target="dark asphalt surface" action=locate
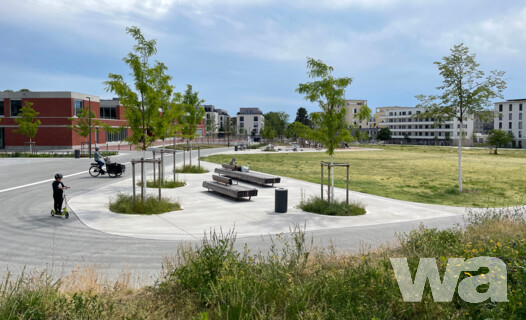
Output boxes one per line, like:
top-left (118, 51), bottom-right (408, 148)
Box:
top-left (0, 148), bottom-right (466, 284)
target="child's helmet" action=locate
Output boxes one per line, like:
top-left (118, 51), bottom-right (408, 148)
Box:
top-left (55, 173), bottom-right (63, 179)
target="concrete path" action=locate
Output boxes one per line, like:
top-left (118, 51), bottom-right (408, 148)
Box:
top-left (69, 158), bottom-right (466, 241)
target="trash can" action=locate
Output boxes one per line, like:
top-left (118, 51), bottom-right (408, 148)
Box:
top-left (235, 145), bottom-right (238, 151)
top-left (275, 188), bottom-right (288, 213)
top-left (74, 149), bottom-right (81, 159)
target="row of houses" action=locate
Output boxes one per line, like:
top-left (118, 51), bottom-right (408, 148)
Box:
top-left (0, 91), bottom-right (266, 150)
top-left (339, 99), bottom-right (525, 149)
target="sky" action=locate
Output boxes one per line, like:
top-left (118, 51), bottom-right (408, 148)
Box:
top-left (1, 0), bottom-right (525, 118)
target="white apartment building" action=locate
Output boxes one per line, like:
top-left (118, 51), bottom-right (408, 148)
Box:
top-left (203, 105), bottom-right (230, 133)
top-left (494, 99), bottom-right (525, 148)
top-left (338, 99), bottom-right (377, 129)
top-left (236, 107), bottom-right (264, 135)
top-left (378, 106), bottom-right (475, 145)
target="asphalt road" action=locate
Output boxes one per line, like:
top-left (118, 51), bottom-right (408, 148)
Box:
top-left (0, 147), bottom-right (466, 285)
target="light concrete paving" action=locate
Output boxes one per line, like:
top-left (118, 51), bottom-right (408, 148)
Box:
top-left (68, 154), bottom-right (466, 241)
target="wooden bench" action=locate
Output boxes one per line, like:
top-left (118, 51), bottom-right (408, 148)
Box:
top-left (214, 168), bottom-right (281, 186)
top-left (203, 175), bottom-right (257, 200)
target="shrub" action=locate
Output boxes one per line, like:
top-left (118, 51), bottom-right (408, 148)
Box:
top-left (109, 193), bottom-right (181, 215)
top-left (137, 179), bottom-right (186, 189)
top-left (175, 165), bottom-right (208, 174)
top-left (299, 196), bottom-right (366, 216)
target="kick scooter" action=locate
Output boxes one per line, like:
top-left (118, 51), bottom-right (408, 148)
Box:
top-left (51, 187), bottom-right (70, 219)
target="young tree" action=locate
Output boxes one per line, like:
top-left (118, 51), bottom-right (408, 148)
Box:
top-left (105, 26), bottom-right (179, 151)
top-left (295, 107), bottom-right (311, 127)
top-left (177, 85), bottom-right (206, 145)
top-left (14, 101), bottom-right (41, 153)
top-left (264, 111), bottom-right (289, 141)
top-left (205, 116), bottom-right (217, 145)
top-left (376, 127), bottom-right (392, 141)
top-left (296, 57), bottom-right (353, 200)
top-left (416, 43), bottom-right (506, 192)
top-left (261, 125), bottom-right (276, 142)
top-left (68, 108), bottom-right (101, 151)
top-left (487, 129), bottom-right (513, 154)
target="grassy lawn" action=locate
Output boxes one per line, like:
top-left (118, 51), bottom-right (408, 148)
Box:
top-left (203, 145), bottom-right (526, 207)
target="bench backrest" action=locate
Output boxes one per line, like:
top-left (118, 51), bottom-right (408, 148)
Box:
top-left (213, 175), bottom-right (232, 185)
top-left (222, 163), bottom-right (236, 170)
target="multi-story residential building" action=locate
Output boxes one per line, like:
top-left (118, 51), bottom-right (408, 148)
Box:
top-left (216, 109), bottom-right (230, 131)
top-left (0, 91), bottom-right (129, 150)
top-left (378, 106), bottom-right (475, 145)
top-left (494, 99), bottom-right (525, 148)
top-left (338, 99), bottom-right (377, 129)
top-left (236, 107), bottom-right (264, 136)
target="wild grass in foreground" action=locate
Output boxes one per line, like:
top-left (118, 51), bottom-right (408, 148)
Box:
top-left (175, 165), bottom-right (208, 174)
top-left (203, 145), bottom-right (526, 207)
top-left (300, 195), bottom-right (366, 216)
top-left (109, 193), bottom-right (181, 215)
top-left (1, 207), bottom-right (525, 319)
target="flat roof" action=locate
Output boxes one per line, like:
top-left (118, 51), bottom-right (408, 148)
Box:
top-left (0, 91), bottom-right (100, 102)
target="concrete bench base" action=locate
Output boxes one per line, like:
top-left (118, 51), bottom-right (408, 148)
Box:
top-left (202, 181), bottom-right (258, 200)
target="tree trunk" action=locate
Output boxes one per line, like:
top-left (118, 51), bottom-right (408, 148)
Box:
top-left (458, 126), bottom-right (463, 193)
top-left (330, 153), bottom-right (334, 203)
top-left (29, 138), bottom-right (32, 154)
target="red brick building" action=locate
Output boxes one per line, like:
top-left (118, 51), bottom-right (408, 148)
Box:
top-left (0, 91), bottom-right (129, 150)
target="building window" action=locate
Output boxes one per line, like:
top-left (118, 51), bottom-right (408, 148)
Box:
top-left (519, 131), bottom-right (522, 138)
top-left (239, 123), bottom-right (244, 128)
top-left (520, 104), bottom-right (523, 111)
top-left (253, 116), bottom-right (258, 121)
top-left (509, 113), bottom-right (513, 120)
top-left (239, 116), bottom-right (244, 121)
top-left (254, 123), bottom-right (258, 127)
top-left (0, 101), bottom-right (4, 116)
top-left (509, 104), bottom-right (513, 111)
top-left (499, 122), bottom-right (502, 129)
top-left (520, 113), bottom-right (523, 120)
top-left (509, 122), bottom-right (512, 129)
top-left (499, 104), bottom-right (503, 112)
top-left (499, 115), bottom-right (502, 120)
top-left (519, 122), bottom-right (523, 130)
top-left (101, 107), bottom-right (117, 119)
top-left (106, 127), bottom-right (128, 142)
top-left (74, 100), bottom-right (84, 116)
top-left (10, 100), bottom-right (22, 117)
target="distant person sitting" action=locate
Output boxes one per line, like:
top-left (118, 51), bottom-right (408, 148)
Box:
top-left (94, 147), bottom-right (105, 175)
top-left (229, 157), bottom-right (236, 166)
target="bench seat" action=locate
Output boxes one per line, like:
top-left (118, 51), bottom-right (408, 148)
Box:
top-left (203, 181), bottom-right (258, 200)
top-left (214, 168), bottom-right (281, 186)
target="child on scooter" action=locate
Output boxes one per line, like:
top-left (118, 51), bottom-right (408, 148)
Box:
top-left (52, 173), bottom-right (69, 215)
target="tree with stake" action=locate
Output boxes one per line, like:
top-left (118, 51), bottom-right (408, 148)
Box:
top-left (416, 43), bottom-right (506, 192)
top-left (14, 101), bottom-right (41, 153)
top-left (296, 57), bottom-right (353, 201)
top-left (177, 85), bottom-right (205, 164)
top-left (105, 26), bottom-right (179, 152)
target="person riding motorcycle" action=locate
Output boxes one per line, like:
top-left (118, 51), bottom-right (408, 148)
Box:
top-left (94, 147), bottom-right (105, 175)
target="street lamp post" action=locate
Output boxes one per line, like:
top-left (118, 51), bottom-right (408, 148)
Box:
top-left (87, 96), bottom-right (92, 159)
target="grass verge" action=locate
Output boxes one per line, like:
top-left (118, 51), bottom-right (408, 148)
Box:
top-left (109, 193), bottom-right (181, 214)
top-left (1, 207), bottom-right (525, 318)
top-left (203, 145), bottom-right (526, 207)
top-left (175, 165), bottom-right (208, 174)
top-left (137, 179), bottom-right (186, 188)
top-left (300, 195), bottom-right (366, 216)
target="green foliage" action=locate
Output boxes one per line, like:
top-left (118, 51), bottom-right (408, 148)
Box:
top-left (294, 107), bottom-right (311, 127)
top-left (175, 165), bottom-right (208, 174)
top-left (14, 101), bottom-right (41, 140)
top-left (137, 179), bottom-right (186, 188)
top-left (416, 43), bottom-right (507, 192)
top-left (300, 196), bottom-right (366, 216)
top-left (296, 57), bottom-right (353, 158)
top-left (261, 125), bottom-right (276, 141)
top-left (68, 108), bottom-right (100, 139)
top-left (109, 193), bottom-right (181, 214)
top-left (376, 127), bottom-right (392, 141)
top-left (487, 129), bottom-right (513, 153)
top-left (105, 26), bottom-right (181, 151)
top-left (263, 111), bottom-right (289, 140)
top-left (177, 85), bottom-right (206, 142)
